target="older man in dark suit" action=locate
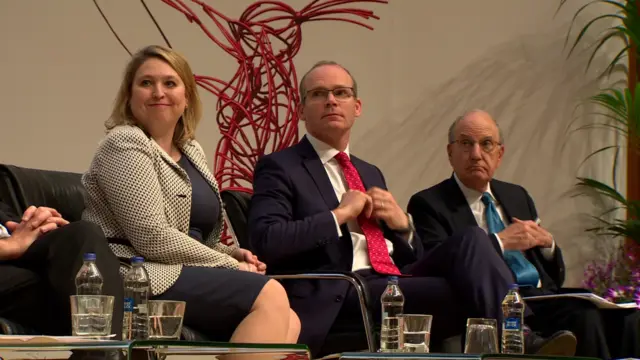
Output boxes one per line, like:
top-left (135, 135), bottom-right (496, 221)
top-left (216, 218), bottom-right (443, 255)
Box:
top-left (407, 109), bottom-right (640, 359)
top-left (0, 201), bottom-right (123, 336)
top-left (248, 62), bottom-right (576, 357)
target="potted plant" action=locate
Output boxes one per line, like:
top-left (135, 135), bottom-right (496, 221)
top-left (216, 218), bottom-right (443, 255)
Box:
top-left (559, 0), bottom-right (640, 306)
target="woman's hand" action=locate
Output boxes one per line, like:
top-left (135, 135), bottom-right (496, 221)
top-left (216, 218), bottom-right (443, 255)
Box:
top-left (238, 261), bottom-right (258, 273)
top-left (233, 248), bottom-right (267, 274)
top-left (232, 248), bottom-right (256, 262)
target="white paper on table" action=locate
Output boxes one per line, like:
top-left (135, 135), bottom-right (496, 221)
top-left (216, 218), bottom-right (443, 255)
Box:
top-left (523, 293), bottom-right (637, 309)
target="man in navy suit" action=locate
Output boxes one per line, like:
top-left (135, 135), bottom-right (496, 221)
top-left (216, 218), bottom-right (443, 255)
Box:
top-left (248, 62), bottom-right (575, 356)
top-left (407, 109), bottom-right (640, 359)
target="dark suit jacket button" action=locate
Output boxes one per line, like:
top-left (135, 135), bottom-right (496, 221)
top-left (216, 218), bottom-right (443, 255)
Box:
top-left (335, 295), bottom-right (343, 302)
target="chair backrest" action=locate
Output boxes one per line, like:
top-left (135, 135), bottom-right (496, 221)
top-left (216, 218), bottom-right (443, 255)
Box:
top-left (0, 164), bottom-right (86, 222)
top-left (220, 190), bottom-right (253, 251)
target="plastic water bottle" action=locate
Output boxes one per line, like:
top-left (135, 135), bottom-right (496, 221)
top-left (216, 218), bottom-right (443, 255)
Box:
top-left (75, 253), bottom-right (103, 295)
top-left (122, 257), bottom-right (150, 340)
top-left (380, 276), bottom-right (404, 352)
top-left (501, 284), bottom-right (525, 354)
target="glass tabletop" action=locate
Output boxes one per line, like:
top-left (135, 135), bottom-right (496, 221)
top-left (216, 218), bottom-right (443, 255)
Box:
top-left (0, 336), bottom-right (129, 348)
top-left (0, 336), bottom-right (128, 360)
top-left (129, 340), bottom-right (311, 360)
top-left (338, 353), bottom-right (600, 360)
top-left (339, 353), bottom-right (481, 360)
top-left (0, 337), bottom-right (310, 360)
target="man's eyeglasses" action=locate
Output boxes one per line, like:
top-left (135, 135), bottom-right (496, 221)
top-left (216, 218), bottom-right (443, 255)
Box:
top-left (304, 87), bottom-right (355, 103)
top-left (451, 139), bottom-right (502, 153)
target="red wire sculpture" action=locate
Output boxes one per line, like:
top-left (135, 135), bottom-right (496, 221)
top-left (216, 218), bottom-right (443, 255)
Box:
top-left (95, 0), bottom-right (387, 244)
top-left (159, 0), bottom-right (387, 194)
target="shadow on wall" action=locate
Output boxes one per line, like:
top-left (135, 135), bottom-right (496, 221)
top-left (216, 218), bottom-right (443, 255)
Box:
top-left (355, 23), bottom-right (616, 286)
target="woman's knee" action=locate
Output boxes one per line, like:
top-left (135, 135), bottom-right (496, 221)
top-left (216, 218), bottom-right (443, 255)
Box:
top-left (288, 308), bottom-right (301, 340)
top-left (252, 278), bottom-right (291, 312)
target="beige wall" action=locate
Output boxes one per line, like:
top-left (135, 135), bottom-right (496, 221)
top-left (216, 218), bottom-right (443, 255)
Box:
top-left (0, 0), bottom-right (621, 285)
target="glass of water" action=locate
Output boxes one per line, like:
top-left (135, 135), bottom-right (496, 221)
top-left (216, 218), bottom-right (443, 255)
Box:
top-left (464, 318), bottom-right (499, 354)
top-left (148, 300), bottom-right (186, 339)
top-left (70, 295), bottom-right (114, 337)
top-left (400, 314), bottom-right (432, 353)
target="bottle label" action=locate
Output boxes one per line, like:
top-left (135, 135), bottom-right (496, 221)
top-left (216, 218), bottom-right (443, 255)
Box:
top-left (124, 297), bottom-right (134, 312)
top-left (138, 303), bottom-right (148, 314)
top-left (504, 317), bottom-right (521, 331)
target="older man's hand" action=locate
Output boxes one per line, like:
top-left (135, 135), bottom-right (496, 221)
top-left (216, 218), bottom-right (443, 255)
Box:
top-left (498, 218), bottom-right (552, 251)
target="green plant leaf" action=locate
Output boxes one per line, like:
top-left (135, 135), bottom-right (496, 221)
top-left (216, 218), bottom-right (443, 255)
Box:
top-left (576, 177), bottom-right (627, 203)
top-left (567, 14), bottom-right (626, 59)
top-left (563, 0), bottom-right (639, 74)
top-left (577, 145), bottom-right (621, 170)
top-left (561, 0), bottom-right (640, 246)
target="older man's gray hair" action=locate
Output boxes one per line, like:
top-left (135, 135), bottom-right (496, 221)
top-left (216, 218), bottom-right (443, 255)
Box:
top-left (448, 110), bottom-right (505, 145)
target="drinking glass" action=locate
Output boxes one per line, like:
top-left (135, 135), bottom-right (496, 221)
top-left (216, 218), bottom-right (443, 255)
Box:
top-left (148, 300), bottom-right (186, 339)
top-left (70, 295), bottom-right (114, 337)
top-left (401, 314), bottom-right (432, 353)
top-left (464, 318), bottom-right (499, 354)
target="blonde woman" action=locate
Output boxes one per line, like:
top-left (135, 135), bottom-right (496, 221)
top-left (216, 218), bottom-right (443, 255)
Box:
top-left (82, 45), bottom-right (299, 343)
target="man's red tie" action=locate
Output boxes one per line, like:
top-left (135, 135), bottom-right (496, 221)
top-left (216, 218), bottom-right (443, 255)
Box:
top-left (334, 152), bottom-right (401, 275)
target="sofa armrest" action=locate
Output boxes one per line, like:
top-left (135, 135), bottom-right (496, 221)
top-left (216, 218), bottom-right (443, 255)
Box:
top-left (270, 271), bottom-right (376, 352)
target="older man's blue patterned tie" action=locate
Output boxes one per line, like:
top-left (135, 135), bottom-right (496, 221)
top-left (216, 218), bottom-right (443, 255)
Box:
top-left (481, 192), bottom-right (539, 287)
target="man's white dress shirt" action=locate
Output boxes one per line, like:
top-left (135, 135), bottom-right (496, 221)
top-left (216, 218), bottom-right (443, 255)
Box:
top-left (307, 134), bottom-right (410, 272)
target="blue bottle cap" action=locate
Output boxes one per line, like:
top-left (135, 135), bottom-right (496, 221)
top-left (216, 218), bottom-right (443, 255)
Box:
top-left (509, 284), bottom-right (519, 289)
top-left (388, 276), bottom-right (398, 282)
top-left (131, 256), bottom-right (145, 264)
top-left (83, 253), bottom-right (96, 261)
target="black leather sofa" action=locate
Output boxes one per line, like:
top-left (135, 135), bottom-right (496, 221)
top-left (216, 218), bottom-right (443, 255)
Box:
top-left (0, 163), bottom-right (461, 354)
top-left (0, 164), bottom-right (372, 352)
top-left (0, 164), bottom-right (86, 334)
top-left (0, 164), bottom-right (206, 340)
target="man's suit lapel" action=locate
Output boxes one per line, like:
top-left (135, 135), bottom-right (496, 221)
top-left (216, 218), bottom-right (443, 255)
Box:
top-left (490, 180), bottom-right (522, 223)
top-left (444, 176), bottom-right (478, 229)
top-left (297, 136), bottom-right (340, 210)
top-left (490, 180), bottom-right (539, 263)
